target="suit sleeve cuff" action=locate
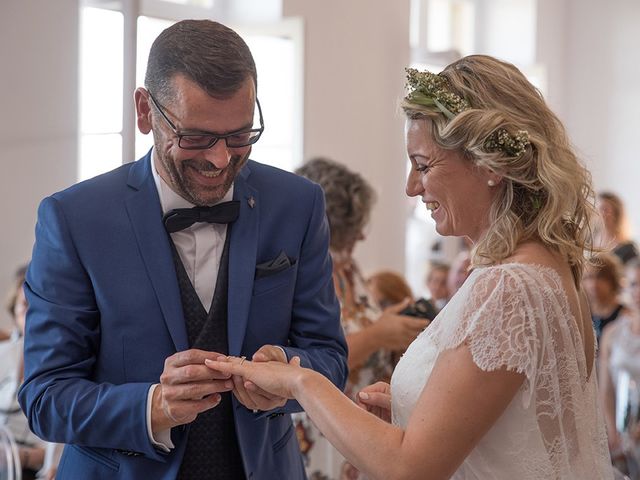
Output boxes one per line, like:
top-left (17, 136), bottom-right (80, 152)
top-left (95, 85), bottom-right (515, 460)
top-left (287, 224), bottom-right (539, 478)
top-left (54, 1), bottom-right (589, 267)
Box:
top-left (147, 384), bottom-right (174, 452)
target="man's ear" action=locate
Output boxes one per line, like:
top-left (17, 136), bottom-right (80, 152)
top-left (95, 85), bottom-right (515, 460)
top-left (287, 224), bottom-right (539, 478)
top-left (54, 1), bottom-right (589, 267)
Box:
top-left (134, 88), bottom-right (152, 134)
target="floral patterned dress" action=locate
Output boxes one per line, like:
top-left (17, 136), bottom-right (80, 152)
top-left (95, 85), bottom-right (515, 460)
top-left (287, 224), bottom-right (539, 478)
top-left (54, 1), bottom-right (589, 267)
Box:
top-left (294, 253), bottom-right (394, 480)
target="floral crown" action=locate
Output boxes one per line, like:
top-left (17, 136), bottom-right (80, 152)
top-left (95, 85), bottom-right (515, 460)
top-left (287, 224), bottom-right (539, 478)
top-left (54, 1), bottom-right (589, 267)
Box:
top-left (405, 68), bottom-right (531, 158)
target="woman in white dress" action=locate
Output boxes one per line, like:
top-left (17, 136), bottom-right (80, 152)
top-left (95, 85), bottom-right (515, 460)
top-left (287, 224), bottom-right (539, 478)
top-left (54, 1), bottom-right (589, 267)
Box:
top-left (206, 55), bottom-right (614, 479)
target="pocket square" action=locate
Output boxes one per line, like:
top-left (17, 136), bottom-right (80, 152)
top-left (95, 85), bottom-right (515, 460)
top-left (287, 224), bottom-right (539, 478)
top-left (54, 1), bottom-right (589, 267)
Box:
top-left (255, 251), bottom-right (296, 279)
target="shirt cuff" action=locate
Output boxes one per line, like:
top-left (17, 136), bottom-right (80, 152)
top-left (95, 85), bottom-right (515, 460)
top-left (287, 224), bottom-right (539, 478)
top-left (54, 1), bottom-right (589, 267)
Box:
top-left (147, 384), bottom-right (174, 452)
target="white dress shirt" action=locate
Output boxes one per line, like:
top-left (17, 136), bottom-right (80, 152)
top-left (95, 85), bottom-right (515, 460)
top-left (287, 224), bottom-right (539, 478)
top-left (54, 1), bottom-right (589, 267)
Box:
top-left (152, 163), bottom-right (233, 311)
top-left (146, 160), bottom-right (233, 451)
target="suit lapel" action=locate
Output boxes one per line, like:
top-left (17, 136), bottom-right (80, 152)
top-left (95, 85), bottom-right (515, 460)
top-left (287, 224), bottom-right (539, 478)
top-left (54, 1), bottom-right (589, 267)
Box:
top-left (228, 165), bottom-right (259, 355)
top-left (125, 153), bottom-right (189, 352)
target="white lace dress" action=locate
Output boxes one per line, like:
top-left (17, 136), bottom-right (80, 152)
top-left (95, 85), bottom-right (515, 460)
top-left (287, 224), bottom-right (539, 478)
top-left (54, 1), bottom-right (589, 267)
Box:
top-left (391, 263), bottom-right (613, 479)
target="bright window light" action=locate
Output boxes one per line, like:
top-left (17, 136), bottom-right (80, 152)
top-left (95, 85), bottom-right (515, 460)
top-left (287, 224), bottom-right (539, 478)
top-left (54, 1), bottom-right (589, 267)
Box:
top-left (79, 134), bottom-right (123, 181)
top-left (78, 7), bottom-right (124, 180)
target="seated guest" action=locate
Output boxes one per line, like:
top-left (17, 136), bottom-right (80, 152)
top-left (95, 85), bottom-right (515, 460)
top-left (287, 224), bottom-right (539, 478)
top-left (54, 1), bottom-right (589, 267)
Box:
top-left (425, 262), bottom-right (450, 313)
top-left (0, 266), bottom-right (52, 480)
top-left (598, 258), bottom-right (640, 475)
top-left (595, 191), bottom-right (639, 265)
top-left (583, 252), bottom-right (627, 342)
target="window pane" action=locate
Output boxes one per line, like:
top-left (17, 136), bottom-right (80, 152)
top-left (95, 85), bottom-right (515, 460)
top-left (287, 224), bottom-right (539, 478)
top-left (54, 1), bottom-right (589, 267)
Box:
top-left (135, 16), bottom-right (174, 160)
top-left (161, 0), bottom-right (214, 6)
top-left (79, 134), bottom-right (123, 181)
top-left (249, 146), bottom-right (294, 173)
top-left (244, 35), bottom-right (297, 171)
top-left (79, 7), bottom-right (123, 134)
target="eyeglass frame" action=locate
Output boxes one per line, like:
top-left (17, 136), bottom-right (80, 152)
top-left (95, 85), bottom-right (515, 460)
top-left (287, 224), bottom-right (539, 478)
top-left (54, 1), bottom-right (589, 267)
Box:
top-left (146, 89), bottom-right (264, 150)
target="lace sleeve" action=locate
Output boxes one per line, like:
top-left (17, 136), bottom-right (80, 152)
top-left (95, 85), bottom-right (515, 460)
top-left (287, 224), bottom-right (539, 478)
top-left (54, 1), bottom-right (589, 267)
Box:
top-left (430, 266), bottom-right (548, 407)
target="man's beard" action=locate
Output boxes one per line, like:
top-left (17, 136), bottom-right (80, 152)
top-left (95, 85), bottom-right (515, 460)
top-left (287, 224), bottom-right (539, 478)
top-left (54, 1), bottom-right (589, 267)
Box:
top-left (157, 147), bottom-right (250, 206)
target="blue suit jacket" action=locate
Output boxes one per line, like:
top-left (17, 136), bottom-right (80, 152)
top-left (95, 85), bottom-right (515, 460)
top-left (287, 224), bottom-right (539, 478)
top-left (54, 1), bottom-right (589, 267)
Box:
top-left (19, 153), bottom-right (348, 479)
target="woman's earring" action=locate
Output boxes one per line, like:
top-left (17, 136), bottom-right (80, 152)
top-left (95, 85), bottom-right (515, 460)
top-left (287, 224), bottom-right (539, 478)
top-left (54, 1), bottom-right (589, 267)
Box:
top-left (487, 179), bottom-right (496, 187)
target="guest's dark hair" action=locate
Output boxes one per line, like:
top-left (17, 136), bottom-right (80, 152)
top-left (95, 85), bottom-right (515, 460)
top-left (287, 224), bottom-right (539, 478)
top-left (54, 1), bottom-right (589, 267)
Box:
top-left (295, 158), bottom-right (376, 252)
top-left (145, 19), bottom-right (257, 103)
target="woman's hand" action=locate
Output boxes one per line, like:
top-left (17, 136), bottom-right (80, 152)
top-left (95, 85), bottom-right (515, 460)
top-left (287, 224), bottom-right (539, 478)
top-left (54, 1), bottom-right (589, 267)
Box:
top-left (205, 355), bottom-right (309, 400)
top-left (230, 345), bottom-right (289, 412)
top-left (356, 381), bottom-right (392, 423)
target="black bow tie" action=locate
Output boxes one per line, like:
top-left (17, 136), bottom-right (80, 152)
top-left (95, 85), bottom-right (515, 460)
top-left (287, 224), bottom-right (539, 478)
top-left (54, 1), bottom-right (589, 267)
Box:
top-left (163, 201), bottom-right (240, 233)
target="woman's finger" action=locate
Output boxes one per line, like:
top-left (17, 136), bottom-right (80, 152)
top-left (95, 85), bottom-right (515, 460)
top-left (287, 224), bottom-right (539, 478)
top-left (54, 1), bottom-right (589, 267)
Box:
top-left (205, 358), bottom-right (247, 376)
top-left (358, 391), bottom-right (391, 408)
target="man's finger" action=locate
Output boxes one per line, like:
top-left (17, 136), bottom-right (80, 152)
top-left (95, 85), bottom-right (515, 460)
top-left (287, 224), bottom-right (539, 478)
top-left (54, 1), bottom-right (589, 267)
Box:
top-left (166, 349), bottom-right (227, 368)
top-left (244, 381), bottom-right (279, 400)
top-left (231, 374), bottom-right (258, 410)
top-left (253, 345), bottom-right (286, 363)
top-left (164, 379), bottom-right (233, 401)
top-left (205, 358), bottom-right (246, 376)
top-left (161, 364), bottom-right (231, 386)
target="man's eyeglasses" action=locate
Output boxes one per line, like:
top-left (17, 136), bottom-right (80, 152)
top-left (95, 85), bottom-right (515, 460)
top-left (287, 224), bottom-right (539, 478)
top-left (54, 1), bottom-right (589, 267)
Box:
top-left (147, 90), bottom-right (264, 150)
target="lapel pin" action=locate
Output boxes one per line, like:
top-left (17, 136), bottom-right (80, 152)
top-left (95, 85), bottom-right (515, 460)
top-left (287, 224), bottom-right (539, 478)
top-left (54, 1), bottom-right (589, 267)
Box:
top-left (248, 196), bottom-right (256, 209)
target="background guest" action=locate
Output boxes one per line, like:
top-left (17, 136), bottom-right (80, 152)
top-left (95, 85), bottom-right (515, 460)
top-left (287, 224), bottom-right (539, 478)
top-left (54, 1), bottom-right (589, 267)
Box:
top-left (446, 249), bottom-right (471, 300)
top-left (0, 266), bottom-right (55, 480)
top-left (367, 270), bottom-right (414, 310)
top-left (294, 157), bottom-right (427, 480)
top-left (424, 262), bottom-right (450, 313)
top-left (598, 258), bottom-right (640, 476)
top-left (596, 191), bottom-right (639, 265)
top-left (583, 252), bottom-right (628, 342)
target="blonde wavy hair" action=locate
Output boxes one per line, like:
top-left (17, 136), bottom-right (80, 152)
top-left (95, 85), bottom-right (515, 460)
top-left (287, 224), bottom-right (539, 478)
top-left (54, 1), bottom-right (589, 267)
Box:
top-left (402, 55), bottom-right (596, 285)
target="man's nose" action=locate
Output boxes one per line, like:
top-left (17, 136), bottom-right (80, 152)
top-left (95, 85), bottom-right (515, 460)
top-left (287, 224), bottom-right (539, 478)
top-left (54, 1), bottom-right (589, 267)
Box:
top-left (201, 139), bottom-right (231, 169)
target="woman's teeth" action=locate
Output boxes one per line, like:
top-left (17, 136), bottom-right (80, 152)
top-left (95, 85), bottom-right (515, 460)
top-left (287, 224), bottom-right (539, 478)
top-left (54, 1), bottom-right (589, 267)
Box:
top-left (426, 201), bottom-right (440, 211)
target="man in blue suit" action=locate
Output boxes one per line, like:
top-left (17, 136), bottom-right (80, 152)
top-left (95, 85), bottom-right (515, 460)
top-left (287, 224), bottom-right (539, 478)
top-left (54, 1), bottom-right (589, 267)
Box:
top-left (19, 19), bottom-right (347, 480)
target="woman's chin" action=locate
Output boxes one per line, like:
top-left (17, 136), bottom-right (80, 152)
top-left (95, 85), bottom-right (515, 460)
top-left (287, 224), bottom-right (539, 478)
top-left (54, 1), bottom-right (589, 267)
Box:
top-left (434, 223), bottom-right (452, 237)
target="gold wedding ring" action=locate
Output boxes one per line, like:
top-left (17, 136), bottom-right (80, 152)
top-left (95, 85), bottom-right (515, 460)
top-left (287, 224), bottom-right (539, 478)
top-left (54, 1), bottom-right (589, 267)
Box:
top-left (239, 356), bottom-right (247, 365)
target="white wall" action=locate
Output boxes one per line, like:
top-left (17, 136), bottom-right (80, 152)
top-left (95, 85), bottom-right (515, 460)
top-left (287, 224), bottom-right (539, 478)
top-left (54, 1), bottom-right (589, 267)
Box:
top-left (0, 1), bottom-right (79, 330)
top-left (283, 0), bottom-right (412, 276)
top-left (562, 0), bottom-right (640, 237)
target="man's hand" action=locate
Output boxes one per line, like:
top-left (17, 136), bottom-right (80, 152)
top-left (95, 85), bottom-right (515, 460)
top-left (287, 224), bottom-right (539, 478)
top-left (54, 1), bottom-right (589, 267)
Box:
top-left (230, 345), bottom-right (288, 412)
top-left (151, 349), bottom-right (234, 433)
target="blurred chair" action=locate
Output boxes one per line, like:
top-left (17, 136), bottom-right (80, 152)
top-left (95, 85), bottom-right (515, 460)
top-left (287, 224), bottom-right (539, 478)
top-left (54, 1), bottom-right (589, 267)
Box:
top-left (0, 424), bottom-right (21, 480)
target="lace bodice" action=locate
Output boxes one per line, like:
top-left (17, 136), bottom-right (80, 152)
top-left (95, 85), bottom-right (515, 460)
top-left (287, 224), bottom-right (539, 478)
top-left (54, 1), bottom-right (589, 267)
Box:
top-left (391, 263), bottom-right (613, 479)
